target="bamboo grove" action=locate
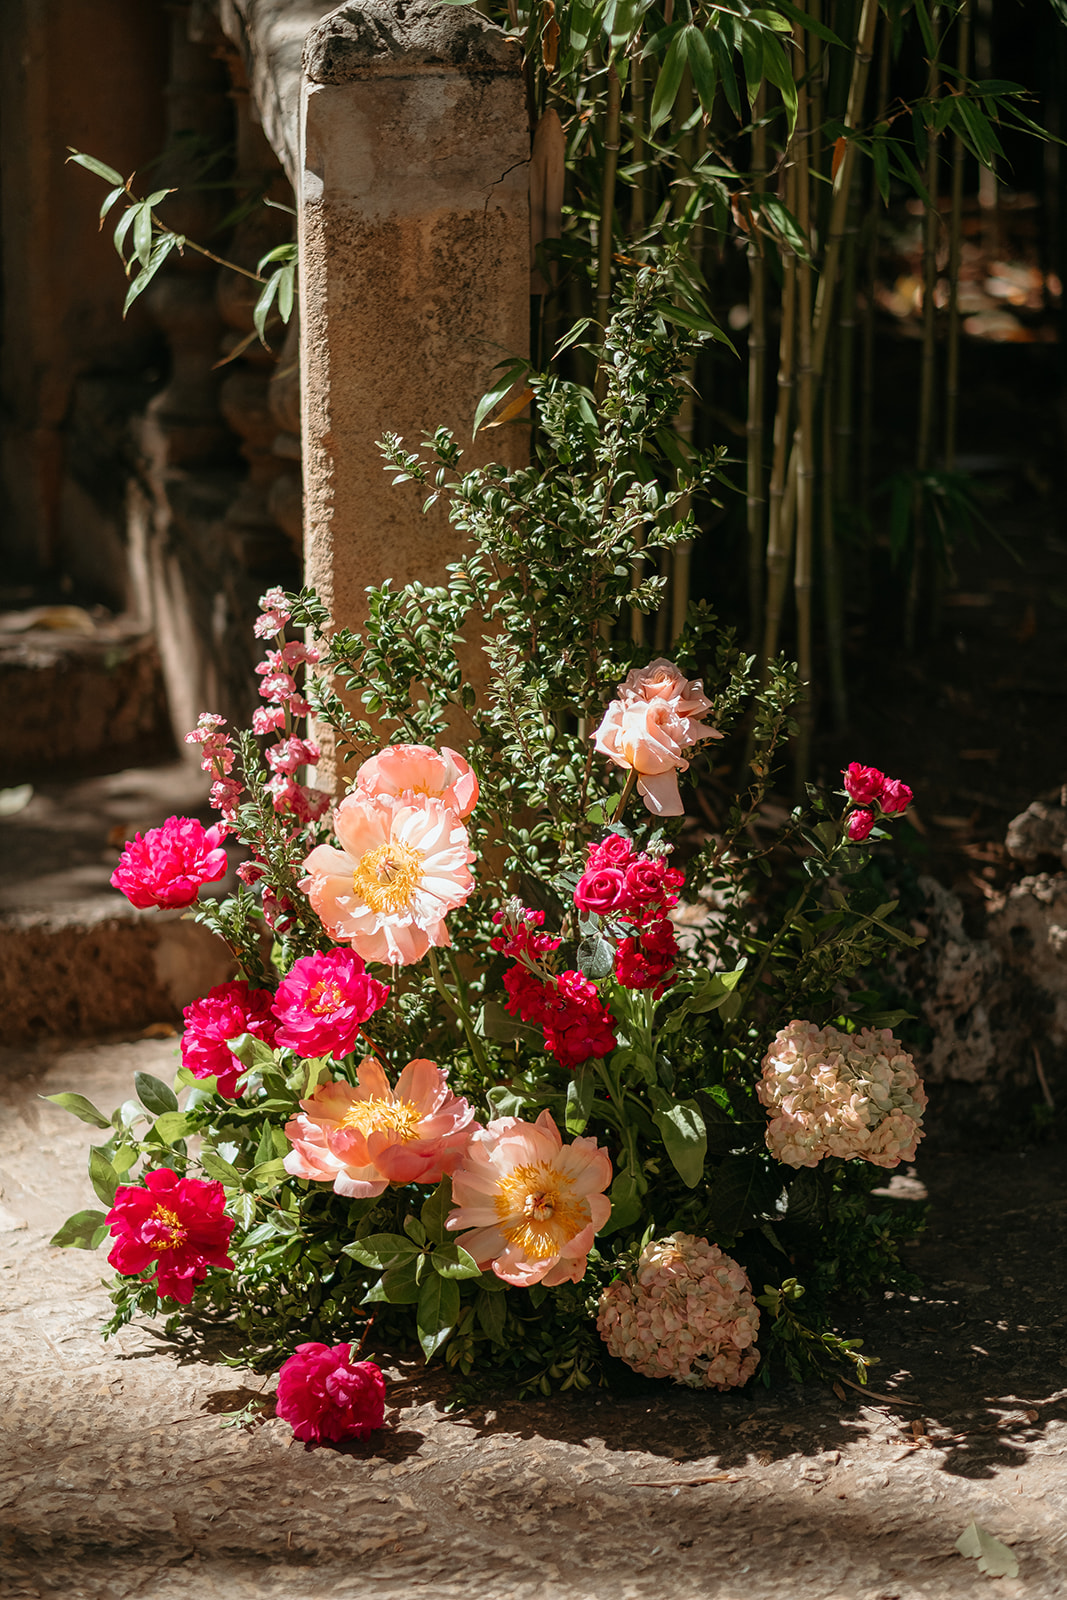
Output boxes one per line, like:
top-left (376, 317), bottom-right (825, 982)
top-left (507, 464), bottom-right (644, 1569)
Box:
top-left (482, 0), bottom-right (1048, 770)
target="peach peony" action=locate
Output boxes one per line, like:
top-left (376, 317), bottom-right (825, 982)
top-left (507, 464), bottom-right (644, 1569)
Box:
top-left (299, 791), bottom-right (474, 965)
top-left (446, 1109), bottom-right (612, 1288)
top-left (283, 1056), bottom-right (479, 1198)
top-left (593, 658), bottom-right (722, 817)
top-left (354, 743), bottom-right (479, 820)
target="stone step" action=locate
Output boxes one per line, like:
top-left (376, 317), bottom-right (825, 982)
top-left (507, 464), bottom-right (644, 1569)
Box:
top-left (0, 762), bottom-right (236, 1044)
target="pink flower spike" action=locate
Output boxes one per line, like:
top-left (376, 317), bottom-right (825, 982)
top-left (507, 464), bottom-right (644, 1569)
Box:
top-left (275, 1344), bottom-right (385, 1445)
top-left (272, 948), bottom-right (389, 1058)
top-left (110, 816), bottom-right (228, 910)
top-left (254, 587), bottom-right (292, 639)
top-left (446, 1109), bottom-right (612, 1288)
top-left (253, 707), bottom-right (286, 736)
top-left (846, 809), bottom-right (875, 842)
top-left (842, 763), bottom-right (885, 805)
top-left (878, 777), bottom-right (913, 815)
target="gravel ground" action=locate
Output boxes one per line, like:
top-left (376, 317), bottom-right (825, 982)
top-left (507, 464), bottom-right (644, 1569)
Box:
top-left (2, 1037), bottom-right (1065, 1600)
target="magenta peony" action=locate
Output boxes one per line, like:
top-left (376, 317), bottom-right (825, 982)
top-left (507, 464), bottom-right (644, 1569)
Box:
top-left (182, 980), bottom-right (279, 1097)
top-left (110, 816), bottom-right (227, 910)
top-left (758, 1019), bottom-right (927, 1169)
top-left (271, 948), bottom-right (389, 1058)
top-left (105, 1168), bottom-right (235, 1304)
top-left (275, 1343), bottom-right (386, 1444)
top-left (597, 1233), bottom-right (760, 1390)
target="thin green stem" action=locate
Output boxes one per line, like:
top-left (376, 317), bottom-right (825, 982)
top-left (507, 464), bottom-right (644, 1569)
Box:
top-left (613, 767), bottom-right (638, 823)
top-left (427, 949), bottom-right (489, 1074)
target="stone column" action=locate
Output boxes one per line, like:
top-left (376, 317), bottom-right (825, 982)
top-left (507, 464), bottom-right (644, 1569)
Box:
top-left (297, 0), bottom-right (529, 779)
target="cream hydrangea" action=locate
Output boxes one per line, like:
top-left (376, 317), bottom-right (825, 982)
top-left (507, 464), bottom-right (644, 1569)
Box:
top-left (597, 1233), bottom-right (760, 1390)
top-left (758, 1019), bottom-right (927, 1169)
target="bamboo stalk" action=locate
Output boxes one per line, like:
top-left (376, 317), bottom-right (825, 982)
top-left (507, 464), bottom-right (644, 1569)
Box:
top-left (746, 88), bottom-right (768, 651)
top-left (906, 5), bottom-right (942, 651)
top-left (820, 364), bottom-right (847, 731)
top-left (760, 158), bottom-right (799, 675)
top-left (859, 18), bottom-right (890, 514)
top-left (792, 12), bottom-right (816, 788)
top-left (630, 48), bottom-right (646, 236)
top-left (670, 71), bottom-right (698, 645)
top-left (594, 59), bottom-right (623, 403)
top-left (944, 0), bottom-right (971, 472)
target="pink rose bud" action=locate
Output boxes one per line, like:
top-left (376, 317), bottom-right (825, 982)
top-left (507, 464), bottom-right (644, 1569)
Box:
top-left (574, 867), bottom-right (627, 915)
top-left (878, 777), bottom-right (913, 815)
top-left (846, 809), bottom-right (875, 842)
top-left (842, 763), bottom-right (885, 805)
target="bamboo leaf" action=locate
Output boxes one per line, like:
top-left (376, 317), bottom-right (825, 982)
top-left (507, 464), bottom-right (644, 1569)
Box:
top-left (277, 263), bottom-right (295, 322)
top-left (123, 234), bottom-right (181, 316)
top-left (649, 30), bottom-right (688, 134)
top-left (132, 201), bottom-right (154, 269)
top-left (760, 34), bottom-right (797, 136)
top-left (755, 195), bottom-right (812, 261)
top-left (253, 270), bottom-right (282, 344)
top-left (99, 185), bottom-right (126, 223)
top-left (768, 0), bottom-right (844, 45)
top-left (473, 359), bottom-right (531, 434)
top-left (708, 27), bottom-right (740, 120)
top-left (67, 149), bottom-right (124, 185)
top-left (687, 25), bottom-right (720, 118)
top-left (113, 204), bottom-right (138, 260)
top-left (484, 385), bottom-right (534, 428)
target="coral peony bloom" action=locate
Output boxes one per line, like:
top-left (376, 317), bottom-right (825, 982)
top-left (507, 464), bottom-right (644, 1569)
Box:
top-left (758, 1019), bottom-right (927, 1169)
top-left (283, 1057), bottom-right (479, 1198)
top-left (594, 658), bottom-right (722, 817)
top-left (111, 816), bottom-right (227, 910)
top-left (299, 792), bottom-right (474, 966)
top-left (272, 948), bottom-right (389, 1059)
top-left (846, 808), bottom-right (875, 843)
top-left (106, 1168), bottom-right (235, 1304)
top-left (275, 1343), bottom-right (386, 1445)
top-left (598, 1233), bottom-right (760, 1390)
top-left (446, 1109), bottom-right (612, 1288)
top-left (182, 980), bottom-right (279, 1098)
top-left (354, 743), bottom-right (479, 820)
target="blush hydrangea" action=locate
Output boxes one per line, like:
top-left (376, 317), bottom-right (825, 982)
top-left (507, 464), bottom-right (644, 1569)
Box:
top-left (105, 1168), bottom-right (235, 1304)
top-left (271, 948), bottom-right (390, 1059)
top-left (597, 1233), bottom-right (760, 1389)
top-left (274, 1343), bottom-right (386, 1444)
top-left (758, 1019), bottom-right (927, 1169)
top-left (111, 816), bottom-right (228, 909)
top-left (181, 980), bottom-right (279, 1098)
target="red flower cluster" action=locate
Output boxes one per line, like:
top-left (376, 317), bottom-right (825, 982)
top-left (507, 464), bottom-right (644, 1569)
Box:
top-left (576, 835), bottom-right (683, 997)
top-left (493, 908), bottom-right (616, 1072)
top-left (182, 980), bottom-right (278, 1098)
top-left (842, 764), bottom-right (913, 842)
top-left (106, 1168), bottom-right (235, 1304)
top-left (274, 1342), bottom-right (386, 1444)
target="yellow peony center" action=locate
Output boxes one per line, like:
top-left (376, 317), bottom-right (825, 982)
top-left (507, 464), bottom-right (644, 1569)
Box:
top-left (494, 1162), bottom-right (588, 1261)
top-left (151, 1204), bottom-right (187, 1250)
top-left (308, 979), bottom-right (345, 1015)
top-left (351, 839), bottom-right (423, 915)
top-left (339, 1096), bottom-right (423, 1142)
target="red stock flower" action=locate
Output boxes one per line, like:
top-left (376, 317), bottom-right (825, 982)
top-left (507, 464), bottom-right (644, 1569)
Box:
top-left (274, 1343), bottom-right (386, 1445)
top-left (106, 1168), bottom-right (235, 1304)
top-left (110, 816), bottom-right (227, 910)
top-left (182, 980), bottom-right (279, 1098)
top-left (271, 948), bottom-right (389, 1059)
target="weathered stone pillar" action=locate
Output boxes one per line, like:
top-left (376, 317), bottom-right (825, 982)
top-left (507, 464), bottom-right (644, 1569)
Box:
top-left (297, 0), bottom-right (529, 776)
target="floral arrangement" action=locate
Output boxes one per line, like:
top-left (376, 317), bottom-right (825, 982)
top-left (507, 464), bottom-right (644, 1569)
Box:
top-left (49, 279), bottom-right (927, 1427)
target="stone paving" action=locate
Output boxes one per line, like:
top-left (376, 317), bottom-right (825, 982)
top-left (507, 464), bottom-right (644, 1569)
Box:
top-left (2, 1037), bottom-right (1065, 1599)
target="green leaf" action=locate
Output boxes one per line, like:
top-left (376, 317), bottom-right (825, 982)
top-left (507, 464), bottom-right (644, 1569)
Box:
top-left (707, 1152), bottom-right (773, 1235)
top-left (756, 196), bottom-right (811, 261)
top-left (420, 1176), bottom-right (454, 1244)
top-left (253, 269), bottom-right (283, 344)
top-left (760, 33), bottom-right (797, 135)
top-left (343, 1232), bottom-right (420, 1271)
top-left (277, 262), bottom-right (295, 322)
top-left (486, 1084), bottom-right (532, 1119)
top-left (152, 1111), bottom-right (194, 1143)
top-left (955, 1522), bottom-right (1019, 1580)
top-left (404, 1214), bottom-right (429, 1247)
top-left (134, 1071), bottom-right (178, 1116)
top-left (473, 359), bottom-right (531, 435)
top-left (247, 1157), bottom-right (289, 1188)
top-left (199, 1149), bottom-right (243, 1187)
top-left (362, 1255), bottom-right (421, 1305)
top-left (649, 30), bottom-right (688, 134)
top-left (431, 1242), bottom-right (483, 1280)
top-left (650, 1094), bottom-right (707, 1188)
top-left (50, 1208), bottom-right (110, 1250)
top-left (565, 1064), bottom-right (595, 1135)
top-left (599, 1167), bottom-right (644, 1236)
top-left (67, 149), bottom-right (124, 185)
top-left (417, 1271), bottom-right (460, 1360)
top-left (685, 25), bottom-right (718, 118)
top-left (476, 1284), bottom-right (507, 1342)
top-left (132, 201), bottom-right (154, 269)
top-left (113, 204), bottom-right (138, 260)
top-left (88, 1147), bottom-right (120, 1208)
top-left (99, 184), bottom-right (126, 222)
top-left (771, 0), bottom-right (844, 45)
top-left (225, 1033), bottom-right (278, 1073)
top-left (477, 1001), bottom-right (536, 1043)
top-left (41, 1092), bottom-right (111, 1130)
top-left (577, 931), bottom-right (614, 980)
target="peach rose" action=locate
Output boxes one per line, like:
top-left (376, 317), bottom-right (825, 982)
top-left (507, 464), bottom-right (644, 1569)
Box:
top-left (354, 743), bottom-right (478, 820)
top-left (283, 1057), bottom-right (480, 1198)
top-left (593, 658), bottom-right (722, 816)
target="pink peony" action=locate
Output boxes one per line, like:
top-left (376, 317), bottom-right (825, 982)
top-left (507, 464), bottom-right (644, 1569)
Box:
top-left (842, 762), bottom-right (885, 805)
top-left (594, 658), bottom-right (722, 817)
top-left (275, 1343), bottom-right (385, 1444)
top-left (878, 777), bottom-right (913, 815)
top-left (299, 791), bottom-right (474, 966)
top-left (846, 808), bottom-right (875, 842)
top-left (106, 1168), bottom-right (235, 1304)
top-left (758, 1019), bottom-right (927, 1169)
top-left (598, 1233), bottom-right (760, 1390)
top-left (354, 743), bottom-right (479, 820)
top-left (111, 816), bottom-right (227, 910)
top-left (182, 980), bottom-right (279, 1097)
top-left (446, 1109), bottom-right (612, 1288)
top-left (283, 1057), bottom-right (479, 1198)
top-left (271, 948), bottom-right (389, 1059)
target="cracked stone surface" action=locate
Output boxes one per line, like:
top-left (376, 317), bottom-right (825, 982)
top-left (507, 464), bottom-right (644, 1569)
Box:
top-left (2, 1038), bottom-right (1065, 1599)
